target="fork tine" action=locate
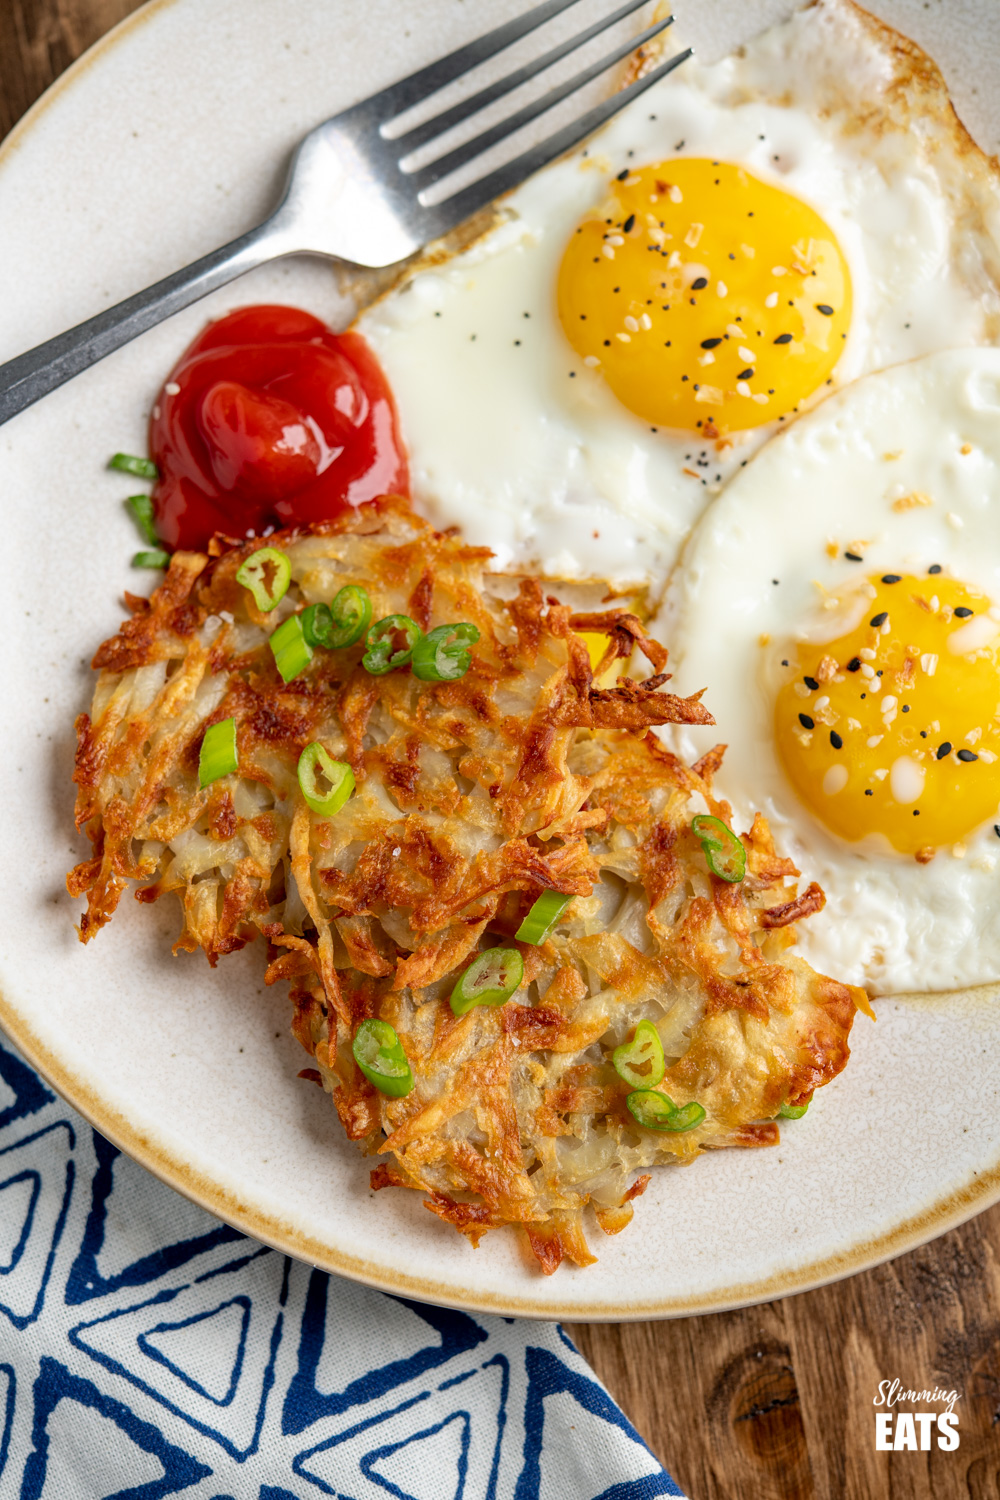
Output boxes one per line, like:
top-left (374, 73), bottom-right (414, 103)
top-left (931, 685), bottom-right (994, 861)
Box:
top-left (370, 0), bottom-right (588, 119)
top-left (419, 46), bottom-right (691, 238)
top-left (409, 14), bottom-right (676, 193)
top-left (393, 0), bottom-right (662, 156)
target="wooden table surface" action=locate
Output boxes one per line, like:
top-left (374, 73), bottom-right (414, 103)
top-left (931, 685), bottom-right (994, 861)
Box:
top-left (5, 2), bottom-right (1000, 1496)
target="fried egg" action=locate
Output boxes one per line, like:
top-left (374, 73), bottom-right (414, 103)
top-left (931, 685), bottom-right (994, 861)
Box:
top-left (659, 346), bottom-right (1000, 996)
top-left (357, 0), bottom-right (1000, 590)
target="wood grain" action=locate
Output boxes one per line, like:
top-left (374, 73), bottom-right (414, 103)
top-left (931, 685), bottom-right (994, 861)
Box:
top-left (6, 2), bottom-right (1000, 1496)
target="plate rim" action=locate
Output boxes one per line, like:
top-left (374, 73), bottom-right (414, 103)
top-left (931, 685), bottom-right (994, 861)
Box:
top-left (4, 0), bottom-right (1000, 1322)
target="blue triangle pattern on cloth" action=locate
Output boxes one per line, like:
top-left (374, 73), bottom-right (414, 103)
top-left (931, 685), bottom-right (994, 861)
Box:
top-left (293, 1354), bottom-right (508, 1500)
top-left (282, 1271), bottom-right (487, 1435)
top-left (20, 1356), bottom-right (211, 1499)
top-left (64, 1132), bottom-right (242, 1306)
top-left (514, 1347), bottom-right (684, 1500)
top-left (0, 1038), bottom-right (53, 1133)
top-left (138, 1296), bottom-right (251, 1405)
top-left (68, 1247), bottom-right (288, 1461)
top-left (0, 1169), bottom-right (41, 1273)
top-left (362, 1409), bottom-right (470, 1500)
top-left (0, 1362), bottom-right (14, 1484)
top-left (0, 1123), bottom-right (74, 1331)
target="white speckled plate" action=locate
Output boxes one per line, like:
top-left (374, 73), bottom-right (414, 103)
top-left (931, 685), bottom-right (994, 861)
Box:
top-left (3, 0), bottom-right (1000, 1320)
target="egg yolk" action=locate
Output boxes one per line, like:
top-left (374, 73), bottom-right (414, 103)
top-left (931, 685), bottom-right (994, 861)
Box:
top-left (557, 158), bottom-right (851, 433)
top-left (775, 574), bottom-right (1000, 856)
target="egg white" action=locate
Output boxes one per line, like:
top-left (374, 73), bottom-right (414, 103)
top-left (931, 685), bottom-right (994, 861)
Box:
top-left (357, 0), bottom-right (1000, 592)
top-left (659, 347), bottom-right (1000, 996)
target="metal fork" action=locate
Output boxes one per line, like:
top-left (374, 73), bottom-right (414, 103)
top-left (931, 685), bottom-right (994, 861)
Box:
top-left (0, 0), bottom-right (689, 427)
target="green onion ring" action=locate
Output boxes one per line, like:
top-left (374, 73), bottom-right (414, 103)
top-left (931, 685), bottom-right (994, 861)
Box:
top-left (412, 622), bottom-right (480, 682)
top-left (236, 546), bottom-right (292, 613)
top-left (612, 1020), bottom-right (665, 1090)
top-left (110, 452), bottom-right (158, 479)
top-left (626, 1090), bottom-right (706, 1133)
top-left (132, 549), bottom-right (170, 570)
top-left (352, 1018), bottom-right (413, 1097)
top-left (450, 948), bottom-right (524, 1015)
top-left (691, 813), bottom-right (747, 883)
top-left (778, 1099), bottom-right (810, 1119)
top-left (297, 743), bottom-right (355, 817)
top-left (125, 493), bottom-right (160, 547)
top-left (363, 614), bottom-right (422, 675)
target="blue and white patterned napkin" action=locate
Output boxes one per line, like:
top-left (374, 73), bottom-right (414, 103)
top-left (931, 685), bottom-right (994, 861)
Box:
top-left (0, 1034), bottom-right (685, 1498)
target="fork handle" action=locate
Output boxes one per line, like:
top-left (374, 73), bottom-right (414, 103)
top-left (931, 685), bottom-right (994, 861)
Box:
top-left (0, 216), bottom-right (288, 427)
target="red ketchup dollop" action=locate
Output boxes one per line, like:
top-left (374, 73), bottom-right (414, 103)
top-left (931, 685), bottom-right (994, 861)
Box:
top-left (150, 304), bottom-right (409, 552)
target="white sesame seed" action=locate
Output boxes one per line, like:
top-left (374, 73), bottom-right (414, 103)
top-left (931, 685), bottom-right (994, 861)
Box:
top-left (859, 648), bottom-right (876, 661)
top-left (625, 174), bottom-right (641, 186)
top-left (867, 735), bottom-right (883, 748)
top-left (952, 842), bottom-right (967, 859)
top-left (738, 346), bottom-right (755, 364)
top-left (765, 291), bottom-right (778, 308)
top-left (881, 695), bottom-right (897, 711)
top-left (860, 664), bottom-right (875, 678)
top-left (684, 223), bottom-right (704, 248)
top-left (164, 381), bottom-right (180, 395)
top-left (726, 324), bottom-right (744, 338)
top-left (772, 265), bottom-right (787, 276)
top-left (815, 696), bottom-right (830, 710)
top-left (699, 350), bottom-right (716, 366)
top-left (616, 332), bottom-right (631, 342)
top-left (668, 184), bottom-right (683, 203)
top-left (716, 281), bottom-right (728, 297)
top-left (736, 381), bottom-right (750, 396)
top-left (920, 653), bottom-right (938, 675)
top-left (607, 234), bottom-right (624, 247)
top-left (624, 315), bottom-right (639, 332)
top-left (152, 405), bottom-right (161, 420)
top-left (639, 312), bottom-right (652, 330)
top-left (583, 355), bottom-right (600, 367)
top-left (947, 511), bottom-right (964, 529)
top-left (602, 244), bottom-right (616, 260)
top-left (751, 393), bottom-right (769, 404)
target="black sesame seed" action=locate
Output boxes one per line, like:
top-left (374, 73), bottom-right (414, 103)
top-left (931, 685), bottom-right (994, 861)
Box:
top-left (869, 612), bottom-right (888, 628)
top-left (902, 705), bottom-right (910, 713)
top-left (816, 304), bottom-right (835, 316)
top-left (955, 606), bottom-right (974, 618)
top-left (846, 657), bottom-right (861, 672)
top-left (700, 337), bottom-right (722, 349)
top-left (913, 810), bottom-right (920, 816)
top-left (920, 730), bottom-right (928, 738)
top-left (936, 742), bottom-right (952, 759)
top-left (845, 551), bottom-right (863, 562)
top-left (774, 333), bottom-right (793, 345)
top-left (881, 574), bottom-right (901, 584)
top-left (994, 825), bottom-right (1000, 839)
top-left (958, 748), bottom-right (979, 762)
top-left (737, 368), bottom-right (754, 380)
top-left (799, 713), bottom-right (815, 729)
top-left (616, 167), bottom-right (629, 181)
top-left (928, 564), bottom-right (942, 575)
top-left (781, 659), bottom-right (789, 667)
top-left (623, 213), bottom-right (636, 233)
top-left (830, 731), bottom-right (843, 749)
top-left (691, 277), bottom-right (708, 290)
top-left (865, 789), bottom-right (873, 796)
top-left (803, 676), bottom-right (819, 690)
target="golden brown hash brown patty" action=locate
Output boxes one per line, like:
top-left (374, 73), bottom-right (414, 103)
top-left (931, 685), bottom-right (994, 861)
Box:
top-left (68, 498), bottom-right (864, 1272)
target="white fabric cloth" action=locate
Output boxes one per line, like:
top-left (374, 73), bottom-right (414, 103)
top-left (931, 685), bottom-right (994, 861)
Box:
top-left (0, 1034), bottom-right (685, 1497)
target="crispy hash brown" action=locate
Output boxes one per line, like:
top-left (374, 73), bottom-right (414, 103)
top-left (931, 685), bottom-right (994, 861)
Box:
top-left (68, 499), bottom-right (862, 1272)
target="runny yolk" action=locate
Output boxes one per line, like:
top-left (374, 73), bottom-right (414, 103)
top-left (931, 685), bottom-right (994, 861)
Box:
top-left (557, 158), bottom-right (851, 433)
top-left (775, 574), bottom-right (1000, 856)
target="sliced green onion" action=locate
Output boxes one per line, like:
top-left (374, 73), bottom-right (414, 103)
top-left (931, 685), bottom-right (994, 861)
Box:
top-left (297, 742), bottom-right (355, 817)
top-left (236, 546), bottom-right (292, 613)
top-left (450, 948), bottom-right (524, 1015)
top-left (515, 890), bottom-right (574, 946)
top-left (301, 603), bottom-right (333, 648)
top-left (691, 813), bottom-right (747, 883)
top-left (626, 1090), bottom-right (706, 1133)
top-left (125, 493), bottom-right (159, 547)
top-left (132, 549), bottom-right (170, 569)
top-left (270, 614), bottom-right (313, 682)
top-left (331, 585), bottom-right (373, 648)
top-left (363, 614), bottom-right (422, 675)
top-left (612, 1020), bottom-right (665, 1090)
top-left (778, 1099), bottom-right (810, 1119)
top-left (198, 717), bottom-right (238, 787)
top-left (110, 452), bottom-right (158, 479)
top-left (412, 622), bottom-right (480, 682)
top-left (352, 1018), bottom-right (413, 1097)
